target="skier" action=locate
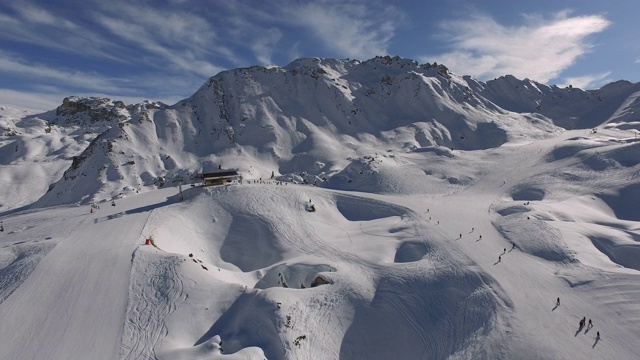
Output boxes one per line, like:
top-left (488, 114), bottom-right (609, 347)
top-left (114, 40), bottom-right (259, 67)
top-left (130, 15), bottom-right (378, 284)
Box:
top-left (0, 221), bottom-right (3, 232)
top-left (511, 242), bottom-right (516, 250)
top-left (556, 297), bottom-right (560, 306)
top-left (588, 319), bottom-right (592, 328)
top-left (502, 248), bottom-right (506, 254)
top-left (498, 255), bottom-right (502, 262)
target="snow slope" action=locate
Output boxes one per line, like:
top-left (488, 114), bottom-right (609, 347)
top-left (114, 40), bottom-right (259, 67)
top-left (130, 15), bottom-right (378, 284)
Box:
top-left (1, 57), bottom-right (640, 359)
top-left (1, 125), bottom-right (639, 359)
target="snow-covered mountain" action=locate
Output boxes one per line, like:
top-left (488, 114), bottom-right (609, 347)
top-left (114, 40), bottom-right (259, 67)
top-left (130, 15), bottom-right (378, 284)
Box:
top-left (1, 56), bottom-right (639, 360)
top-left (3, 56), bottom-right (639, 209)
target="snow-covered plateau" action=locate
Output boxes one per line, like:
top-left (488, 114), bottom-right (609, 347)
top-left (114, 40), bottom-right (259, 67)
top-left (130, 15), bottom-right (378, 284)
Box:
top-left (1, 56), bottom-right (639, 359)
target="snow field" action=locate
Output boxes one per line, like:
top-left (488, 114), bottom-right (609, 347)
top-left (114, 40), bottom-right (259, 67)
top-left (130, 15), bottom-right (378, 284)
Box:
top-left (0, 127), bottom-right (639, 359)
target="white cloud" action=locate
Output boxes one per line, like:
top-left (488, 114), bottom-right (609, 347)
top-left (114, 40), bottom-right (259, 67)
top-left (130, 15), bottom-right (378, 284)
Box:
top-left (284, 1), bottom-right (404, 59)
top-left (251, 28), bottom-right (283, 65)
top-left (0, 88), bottom-right (64, 112)
top-left (0, 49), bottom-right (205, 108)
top-left (425, 11), bottom-right (610, 83)
top-left (0, 50), bottom-right (145, 93)
top-left (93, 4), bottom-right (227, 77)
top-left (12, 2), bottom-right (76, 29)
top-left (557, 71), bottom-right (612, 89)
top-left (0, 51), bottom-right (126, 91)
top-left (0, 3), bottom-right (125, 63)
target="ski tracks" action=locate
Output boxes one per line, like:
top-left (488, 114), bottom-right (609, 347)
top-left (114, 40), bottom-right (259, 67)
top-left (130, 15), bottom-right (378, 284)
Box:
top-left (0, 241), bottom-right (56, 305)
top-left (118, 250), bottom-right (186, 360)
top-left (386, 292), bottom-right (434, 359)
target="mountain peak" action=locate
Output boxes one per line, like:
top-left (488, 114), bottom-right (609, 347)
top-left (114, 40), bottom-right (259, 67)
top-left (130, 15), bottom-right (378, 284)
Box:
top-left (4, 56), bottom-right (640, 208)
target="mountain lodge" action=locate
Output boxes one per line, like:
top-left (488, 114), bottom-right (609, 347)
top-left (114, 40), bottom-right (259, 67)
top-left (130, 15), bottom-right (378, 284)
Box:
top-left (200, 170), bottom-right (242, 186)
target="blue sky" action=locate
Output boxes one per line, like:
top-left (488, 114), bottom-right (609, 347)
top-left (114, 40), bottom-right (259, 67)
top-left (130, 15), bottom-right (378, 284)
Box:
top-left (1, 0), bottom-right (638, 111)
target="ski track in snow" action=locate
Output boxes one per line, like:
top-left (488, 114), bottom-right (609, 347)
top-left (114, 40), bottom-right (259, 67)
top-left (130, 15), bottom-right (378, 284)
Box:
top-left (119, 250), bottom-right (186, 360)
top-left (0, 240), bottom-right (56, 304)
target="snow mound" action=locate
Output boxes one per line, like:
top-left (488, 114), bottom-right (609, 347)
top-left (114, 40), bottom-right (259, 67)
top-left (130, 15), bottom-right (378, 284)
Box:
top-left (394, 241), bottom-right (432, 263)
top-left (335, 194), bottom-right (406, 221)
top-left (598, 183), bottom-right (640, 221)
top-left (254, 263), bottom-right (335, 289)
top-left (510, 186), bottom-right (546, 201)
top-left (340, 271), bottom-right (504, 359)
top-left (587, 234), bottom-right (640, 271)
top-left (493, 214), bottom-right (575, 263)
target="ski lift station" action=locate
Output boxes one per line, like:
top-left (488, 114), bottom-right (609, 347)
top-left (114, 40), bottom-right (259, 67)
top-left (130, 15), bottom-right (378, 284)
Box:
top-left (200, 170), bottom-right (242, 186)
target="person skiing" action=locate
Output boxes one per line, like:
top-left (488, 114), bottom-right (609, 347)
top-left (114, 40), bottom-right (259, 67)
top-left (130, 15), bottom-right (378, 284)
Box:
top-left (556, 297), bottom-right (560, 306)
top-left (588, 319), bottom-right (592, 328)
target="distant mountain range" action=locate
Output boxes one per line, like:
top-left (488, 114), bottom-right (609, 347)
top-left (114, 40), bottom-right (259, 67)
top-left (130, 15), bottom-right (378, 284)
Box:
top-left (1, 55), bottom-right (639, 209)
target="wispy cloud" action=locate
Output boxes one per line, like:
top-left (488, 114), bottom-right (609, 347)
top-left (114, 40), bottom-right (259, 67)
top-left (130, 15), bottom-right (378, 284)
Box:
top-left (0, 88), bottom-right (65, 112)
top-left (425, 10), bottom-right (610, 83)
top-left (0, 51), bottom-right (126, 92)
top-left (558, 71), bottom-right (612, 89)
top-left (92, 3), bottom-right (227, 77)
top-left (0, 2), bottom-right (124, 62)
top-left (283, 1), bottom-right (404, 59)
top-left (0, 50), bottom-right (191, 106)
top-left (250, 27), bottom-right (283, 65)
top-left (0, 1), bottom-right (236, 108)
top-left (12, 2), bottom-right (76, 29)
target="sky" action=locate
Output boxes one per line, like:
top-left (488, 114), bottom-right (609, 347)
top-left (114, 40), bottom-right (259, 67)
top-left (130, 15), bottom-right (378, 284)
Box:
top-left (1, 0), bottom-right (639, 111)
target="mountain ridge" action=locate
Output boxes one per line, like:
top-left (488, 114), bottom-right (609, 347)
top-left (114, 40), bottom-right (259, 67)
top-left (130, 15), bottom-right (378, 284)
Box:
top-left (1, 57), bottom-right (640, 360)
top-left (1, 55), bottom-right (639, 209)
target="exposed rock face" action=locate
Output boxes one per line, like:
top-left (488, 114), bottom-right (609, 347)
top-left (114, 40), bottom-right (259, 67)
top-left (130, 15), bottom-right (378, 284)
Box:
top-left (311, 276), bottom-right (329, 287)
top-left (55, 97), bottom-right (128, 125)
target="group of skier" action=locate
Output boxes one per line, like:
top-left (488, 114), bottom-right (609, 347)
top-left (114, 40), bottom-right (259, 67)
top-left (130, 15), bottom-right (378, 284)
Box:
top-left (556, 298), bottom-right (601, 340)
top-left (436, 212), bottom-right (605, 346)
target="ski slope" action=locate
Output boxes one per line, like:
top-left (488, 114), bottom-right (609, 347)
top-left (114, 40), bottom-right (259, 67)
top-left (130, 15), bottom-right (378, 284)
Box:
top-left (1, 127), bottom-right (639, 359)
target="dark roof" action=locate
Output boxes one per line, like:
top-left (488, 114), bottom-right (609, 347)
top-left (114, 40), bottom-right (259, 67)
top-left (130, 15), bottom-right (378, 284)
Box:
top-left (201, 170), bottom-right (239, 179)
